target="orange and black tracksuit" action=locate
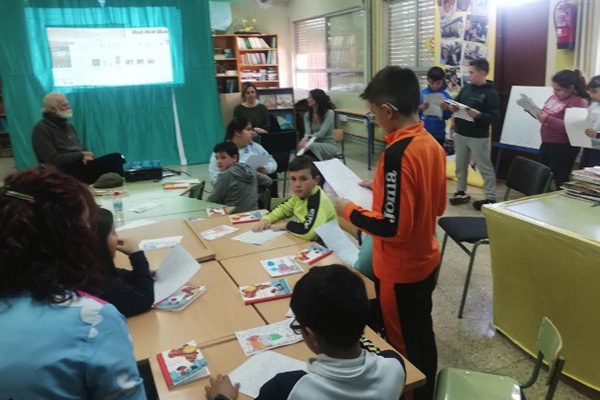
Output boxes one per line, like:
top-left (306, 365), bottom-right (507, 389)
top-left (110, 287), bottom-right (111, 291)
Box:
top-left (343, 122), bottom-right (446, 400)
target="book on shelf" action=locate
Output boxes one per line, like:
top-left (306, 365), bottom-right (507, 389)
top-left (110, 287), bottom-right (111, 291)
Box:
top-left (156, 340), bottom-right (210, 388)
top-left (276, 94), bottom-right (293, 109)
top-left (260, 94), bottom-right (276, 109)
top-left (294, 244), bottom-right (333, 265)
top-left (277, 113), bottom-right (294, 129)
top-left (239, 279), bottom-right (292, 305)
top-left (270, 37), bottom-right (277, 47)
top-left (237, 36), bottom-right (271, 50)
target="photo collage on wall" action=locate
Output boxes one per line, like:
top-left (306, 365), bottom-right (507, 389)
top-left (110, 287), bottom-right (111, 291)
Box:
top-left (437, 0), bottom-right (491, 91)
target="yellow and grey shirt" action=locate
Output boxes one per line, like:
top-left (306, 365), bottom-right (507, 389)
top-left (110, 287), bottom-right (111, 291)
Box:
top-left (263, 185), bottom-right (336, 241)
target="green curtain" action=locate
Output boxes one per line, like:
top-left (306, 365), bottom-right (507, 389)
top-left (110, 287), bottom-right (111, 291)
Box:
top-left (0, 0), bottom-right (223, 169)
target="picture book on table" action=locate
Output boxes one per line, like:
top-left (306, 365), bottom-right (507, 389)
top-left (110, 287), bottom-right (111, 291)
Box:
top-left (239, 279), bottom-right (292, 305)
top-left (294, 244), bottom-right (332, 265)
top-left (163, 182), bottom-right (191, 190)
top-left (154, 285), bottom-right (206, 311)
top-left (200, 224), bottom-right (239, 241)
top-left (156, 340), bottom-right (210, 388)
top-left (229, 210), bottom-right (264, 224)
top-left (235, 319), bottom-right (303, 356)
top-left (206, 206), bottom-right (227, 216)
top-left (260, 256), bottom-right (304, 277)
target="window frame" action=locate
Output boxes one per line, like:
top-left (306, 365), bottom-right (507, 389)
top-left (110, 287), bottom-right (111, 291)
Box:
top-left (293, 7), bottom-right (367, 92)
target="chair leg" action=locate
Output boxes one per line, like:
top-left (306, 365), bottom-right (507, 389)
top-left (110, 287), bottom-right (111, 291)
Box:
top-left (440, 233), bottom-right (449, 264)
top-left (458, 239), bottom-right (485, 319)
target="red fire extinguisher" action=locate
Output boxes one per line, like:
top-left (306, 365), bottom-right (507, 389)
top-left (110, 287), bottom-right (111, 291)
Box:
top-left (554, 0), bottom-right (577, 49)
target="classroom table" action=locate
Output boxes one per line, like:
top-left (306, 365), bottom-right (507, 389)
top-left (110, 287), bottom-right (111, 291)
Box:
top-left (148, 325), bottom-right (426, 400)
top-left (334, 108), bottom-right (376, 170)
top-left (218, 243), bottom-right (377, 323)
top-left (114, 218), bottom-right (215, 268)
top-left (96, 195), bottom-right (220, 223)
top-left (127, 260), bottom-right (265, 361)
top-left (482, 192), bottom-right (600, 390)
top-left (186, 213), bottom-right (306, 261)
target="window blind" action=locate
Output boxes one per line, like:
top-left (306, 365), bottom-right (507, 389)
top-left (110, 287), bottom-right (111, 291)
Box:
top-left (389, 0), bottom-right (435, 69)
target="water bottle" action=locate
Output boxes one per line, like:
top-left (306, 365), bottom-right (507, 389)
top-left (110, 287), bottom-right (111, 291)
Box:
top-left (113, 192), bottom-right (124, 223)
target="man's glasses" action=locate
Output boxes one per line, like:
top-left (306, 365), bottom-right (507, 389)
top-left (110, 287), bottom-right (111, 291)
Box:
top-left (366, 102), bottom-right (399, 122)
top-left (290, 318), bottom-right (303, 335)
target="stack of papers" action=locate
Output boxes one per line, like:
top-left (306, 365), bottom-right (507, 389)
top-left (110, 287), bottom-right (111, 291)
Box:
top-left (139, 235), bottom-right (183, 251)
top-left (444, 99), bottom-right (473, 122)
top-left (200, 225), bottom-right (239, 240)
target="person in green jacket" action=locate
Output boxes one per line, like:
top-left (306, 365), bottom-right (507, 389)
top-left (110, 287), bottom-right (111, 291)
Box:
top-left (252, 156), bottom-right (336, 241)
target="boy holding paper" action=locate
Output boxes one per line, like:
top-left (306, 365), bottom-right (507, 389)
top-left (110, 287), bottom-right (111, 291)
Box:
top-left (419, 66), bottom-right (453, 147)
top-left (442, 58), bottom-right (500, 210)
top-left (208, 141), bottom-right (272, 213)
top-left (252, 156), bottom-right (336, 241)
top-left (335, 66), bottom-right (446, 400)
top-left (205, 265), bottom-right (407, 400)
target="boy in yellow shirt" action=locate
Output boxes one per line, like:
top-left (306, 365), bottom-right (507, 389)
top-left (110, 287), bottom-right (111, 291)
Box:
top-left (253, 156), bottom-right (335, 241)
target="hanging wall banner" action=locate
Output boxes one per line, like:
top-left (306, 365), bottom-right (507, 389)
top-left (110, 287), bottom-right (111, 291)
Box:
top-left (434, 0), bottom-right (496, 94)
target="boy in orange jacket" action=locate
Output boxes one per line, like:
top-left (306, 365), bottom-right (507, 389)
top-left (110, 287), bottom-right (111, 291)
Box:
top-left (335, 66), bottom-right (446, 400)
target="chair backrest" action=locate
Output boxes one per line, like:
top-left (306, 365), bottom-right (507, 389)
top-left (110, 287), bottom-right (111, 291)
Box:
top-left (504, 156), bottom-right (553, 199)
top-left (269, 113), bottom-right (281, 133)
top-left (258, 188), bottom-right (271, 211)
top-left (333, 128), bottom-right (344, 143)
top-left (537, 317), bottom-right (563, 376)
top-left (187, 181), bottom-right (206, 200)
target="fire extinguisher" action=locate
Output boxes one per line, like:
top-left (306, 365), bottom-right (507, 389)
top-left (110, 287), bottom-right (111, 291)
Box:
top-left (554, 0), bottom-right (577, 49)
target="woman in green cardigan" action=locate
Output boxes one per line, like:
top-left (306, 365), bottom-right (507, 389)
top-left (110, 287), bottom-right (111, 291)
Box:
top-left (233, 82), bottom-right (271, 133)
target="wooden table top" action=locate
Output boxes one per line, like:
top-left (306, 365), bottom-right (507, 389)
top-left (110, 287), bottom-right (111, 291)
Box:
top-left (127, 261), bottom-right (264, 361)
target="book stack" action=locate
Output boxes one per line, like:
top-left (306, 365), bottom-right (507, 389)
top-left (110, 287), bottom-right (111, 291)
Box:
top-left (237, 37), bottom-right (271, 50)
top-left (563, 168), bottom-right (600, 202)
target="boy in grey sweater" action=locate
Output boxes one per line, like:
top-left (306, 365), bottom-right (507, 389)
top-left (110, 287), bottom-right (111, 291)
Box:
top-left (208, 141), bottom-right (272, 213)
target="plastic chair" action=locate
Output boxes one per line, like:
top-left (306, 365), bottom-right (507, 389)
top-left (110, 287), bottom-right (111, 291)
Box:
top-left (438, 156), bottom-right (553, 318)
top-left (258, 188), bottom-right (272, 211)
top-left (333, 128), bottom-right (346, 164)
top-left (434, 317), bottom-right (565, 400)
top-left (183, 181), bottom-right (206, 200)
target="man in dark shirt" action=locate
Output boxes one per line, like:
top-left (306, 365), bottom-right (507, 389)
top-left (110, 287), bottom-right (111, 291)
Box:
top-left (32, 92), bottom-right (124, 184)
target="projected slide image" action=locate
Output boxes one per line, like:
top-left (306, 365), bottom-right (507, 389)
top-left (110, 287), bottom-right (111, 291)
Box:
top-left (47, 27), bottom-right (174, 87)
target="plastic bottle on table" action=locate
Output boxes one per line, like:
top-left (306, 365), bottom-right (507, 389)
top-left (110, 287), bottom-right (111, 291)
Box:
top-left (113, 192), bottom-right (124, 222)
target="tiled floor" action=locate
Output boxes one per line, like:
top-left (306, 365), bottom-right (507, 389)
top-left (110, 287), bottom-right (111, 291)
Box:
top-left (1, 139), bottom-right (598, 400)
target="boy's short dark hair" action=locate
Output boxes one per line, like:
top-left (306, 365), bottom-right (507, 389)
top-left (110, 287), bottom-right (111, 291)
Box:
top-left (427, 66), bottom-right (446, 82)
top-left (360, 66), bottom-right (420, 117)
top-left (290, 264), bottom-right (370, 349)
top-left (213, 141), bottom-right (239, 159)
top-left (225, 117), bottom-right (249, 141)
top-left (289, 155), bottom-right (319, 178)
top-left (469, 58), bottom-right (489, 74)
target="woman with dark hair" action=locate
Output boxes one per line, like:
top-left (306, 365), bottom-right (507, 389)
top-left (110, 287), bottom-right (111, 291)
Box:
top-left (298, 89), bottom-right (339, 161)
top-left (0, 167), bottom-right (145, 399)
top-left (208, 117), bottom-right (277, 185)
top-left (94, 208), bottom-right (154, 318)
top-left (537, 69), bottom-right (588, 187)
top-left (233, 82), bottom-right (271, 133)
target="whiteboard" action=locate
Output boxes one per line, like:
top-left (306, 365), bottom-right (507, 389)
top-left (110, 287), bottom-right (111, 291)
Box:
top-left (500, 86), bottom-right (554, 150)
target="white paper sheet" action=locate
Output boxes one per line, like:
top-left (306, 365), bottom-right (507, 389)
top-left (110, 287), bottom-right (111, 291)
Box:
top-left (296, 137), bottom-right (316, 156)
top-left (115, 219), bottom-right (158, 232)
top-left (444, 99), bottom-right (474, 122)
top-left (244, 154), bottom-right (271, 171)
top-left (130, 202), bottom-right (162, 213)
top-left (314, 159), bottom-right (373, 210)
top-left (315, 220), bottom-right (360, 266)
top-left (423, 93), bottom-right (446, 118)
top-left (229, 351), bottom-right (307, 398)
top-left (565, 107), bottom-right (593, 149)
top-left (153, 245), bottom-right (201, 304)
top-left (139, 235), bottom-right (183, 251)
top-left (231, 229), bottom-right (286, 245)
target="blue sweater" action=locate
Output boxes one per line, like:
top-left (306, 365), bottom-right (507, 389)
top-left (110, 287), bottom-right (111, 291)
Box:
top-left (419, 86), bottom-right (452, 140)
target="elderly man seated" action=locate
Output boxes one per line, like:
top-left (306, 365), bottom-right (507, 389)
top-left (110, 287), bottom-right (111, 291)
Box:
top-left (32, 92), bottom-right (125, 184)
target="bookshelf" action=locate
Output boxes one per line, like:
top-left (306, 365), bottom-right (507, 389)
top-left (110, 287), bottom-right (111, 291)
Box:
top-left (213, 34), bottom-right (280, 93)
top-left (257, 87), bottom-right (295, 131)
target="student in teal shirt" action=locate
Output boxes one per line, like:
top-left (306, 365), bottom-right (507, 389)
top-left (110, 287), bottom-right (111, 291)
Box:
top-left (0, 167), bottom-right (145, 400)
